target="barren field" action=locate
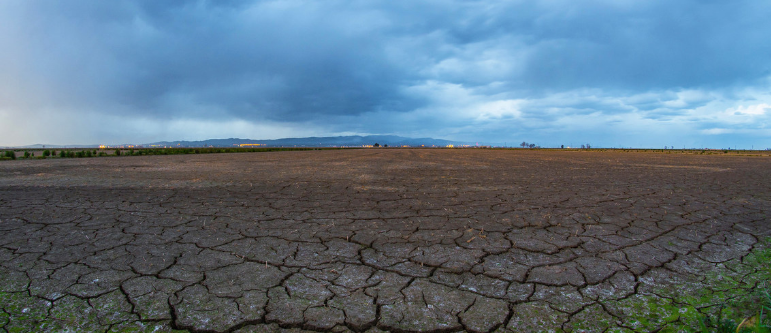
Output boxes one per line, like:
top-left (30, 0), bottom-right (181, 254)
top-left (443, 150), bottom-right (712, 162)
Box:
top-left (1, 149), bottom-right (769, 332)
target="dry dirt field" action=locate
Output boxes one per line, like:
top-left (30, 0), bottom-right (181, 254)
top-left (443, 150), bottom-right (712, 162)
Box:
top-left (0, 149), bottom-right (770, 332)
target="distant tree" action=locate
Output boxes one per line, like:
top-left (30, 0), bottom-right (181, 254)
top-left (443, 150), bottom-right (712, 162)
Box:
top-left (374, 143), bottom-right (380, 147)
top-left (23, 151), bottom-right (31, 158)
top-left (384, 144), bottom-right (388, 148)
top-left (114, 149), bottom-right (121, 156)
top-left (43, 150), bottom-right (51, 157)
top-left (60, 150), bottom-right (66, 158)
top-left (561, 145), bottom-right (564, 149)
top-left (3, 151), bottom-right (15, 160)
top-left (586, 143), bottom-right (591, 149)
top-left (520, 141), bottom-right (527, 148)
top-left (529, 143), bottom-right (536, 148)
top-left (581, 144), bottom-right (586, 149)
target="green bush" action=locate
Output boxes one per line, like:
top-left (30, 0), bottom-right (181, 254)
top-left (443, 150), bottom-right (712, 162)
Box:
top-left (114, 149), bottom-right (121, 156)
top-left (43, 150), bottom-right (51, 157)
top-left (23, 151), bottom-right (31, 158)
top-left (59, 150), bottom-right (66, 158)
top-left (3, 150), bottom-right (15, 160)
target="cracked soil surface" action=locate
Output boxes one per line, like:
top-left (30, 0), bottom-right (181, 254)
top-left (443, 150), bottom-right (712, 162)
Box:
top-left (0, 149), bottom-right (769, 332)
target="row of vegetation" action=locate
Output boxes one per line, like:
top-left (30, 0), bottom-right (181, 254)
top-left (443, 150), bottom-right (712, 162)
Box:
top-left (0, 147), bottom-right (339, 160)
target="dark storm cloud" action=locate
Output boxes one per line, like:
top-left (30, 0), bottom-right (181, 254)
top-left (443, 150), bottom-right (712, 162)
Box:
top-left (0, 0), bottom-right (427, 121)
top-left (511, 2), bottom-right (771, 92)
top-left (120, 0), bottom-right (425, 120)
top-left (1, 0), bottom-right (770, 146)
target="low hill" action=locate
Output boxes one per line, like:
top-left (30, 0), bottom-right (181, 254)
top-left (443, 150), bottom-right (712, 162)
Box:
top-left (147, 135), bottom-right (463, 147)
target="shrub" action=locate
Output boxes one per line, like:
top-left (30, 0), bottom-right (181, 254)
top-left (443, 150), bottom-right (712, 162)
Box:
top-left (3, 150), bottom-right (15, 160)
top-left (60, 150), bottom-right (67, 158)
top-left (114, 149), bottom-right (121, 156)
top-left (23, 151), bottom-right (31, 158)
top-left (43, 150), bottom-right (51, 157)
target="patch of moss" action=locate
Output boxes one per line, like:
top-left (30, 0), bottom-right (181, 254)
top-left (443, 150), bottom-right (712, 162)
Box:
top-left (106, 320), bottom-right (187, 332)
top-left (0, 290), bottom-right (188, 332)
top-left (618, 237), bottom-right (771, 331)
top-left (0, 291), bottom-right (51, 332)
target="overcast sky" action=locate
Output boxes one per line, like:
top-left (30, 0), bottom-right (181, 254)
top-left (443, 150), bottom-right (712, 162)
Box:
top-left (1, 0), bottom-right (770, 148)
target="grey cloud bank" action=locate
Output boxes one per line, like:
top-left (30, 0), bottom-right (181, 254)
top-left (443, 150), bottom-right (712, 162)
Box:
top-left (1, 0), bottom-right (770, 148)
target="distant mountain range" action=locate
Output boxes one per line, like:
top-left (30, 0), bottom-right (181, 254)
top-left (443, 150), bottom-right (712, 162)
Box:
top-left (148, 135), bottom-right (464, 147)
top-left (14, 135), bottom-right (474, 148)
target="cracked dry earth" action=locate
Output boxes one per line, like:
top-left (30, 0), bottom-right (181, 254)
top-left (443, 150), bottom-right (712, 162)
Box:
top-left (0, 149), bottom-right (770, 333)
